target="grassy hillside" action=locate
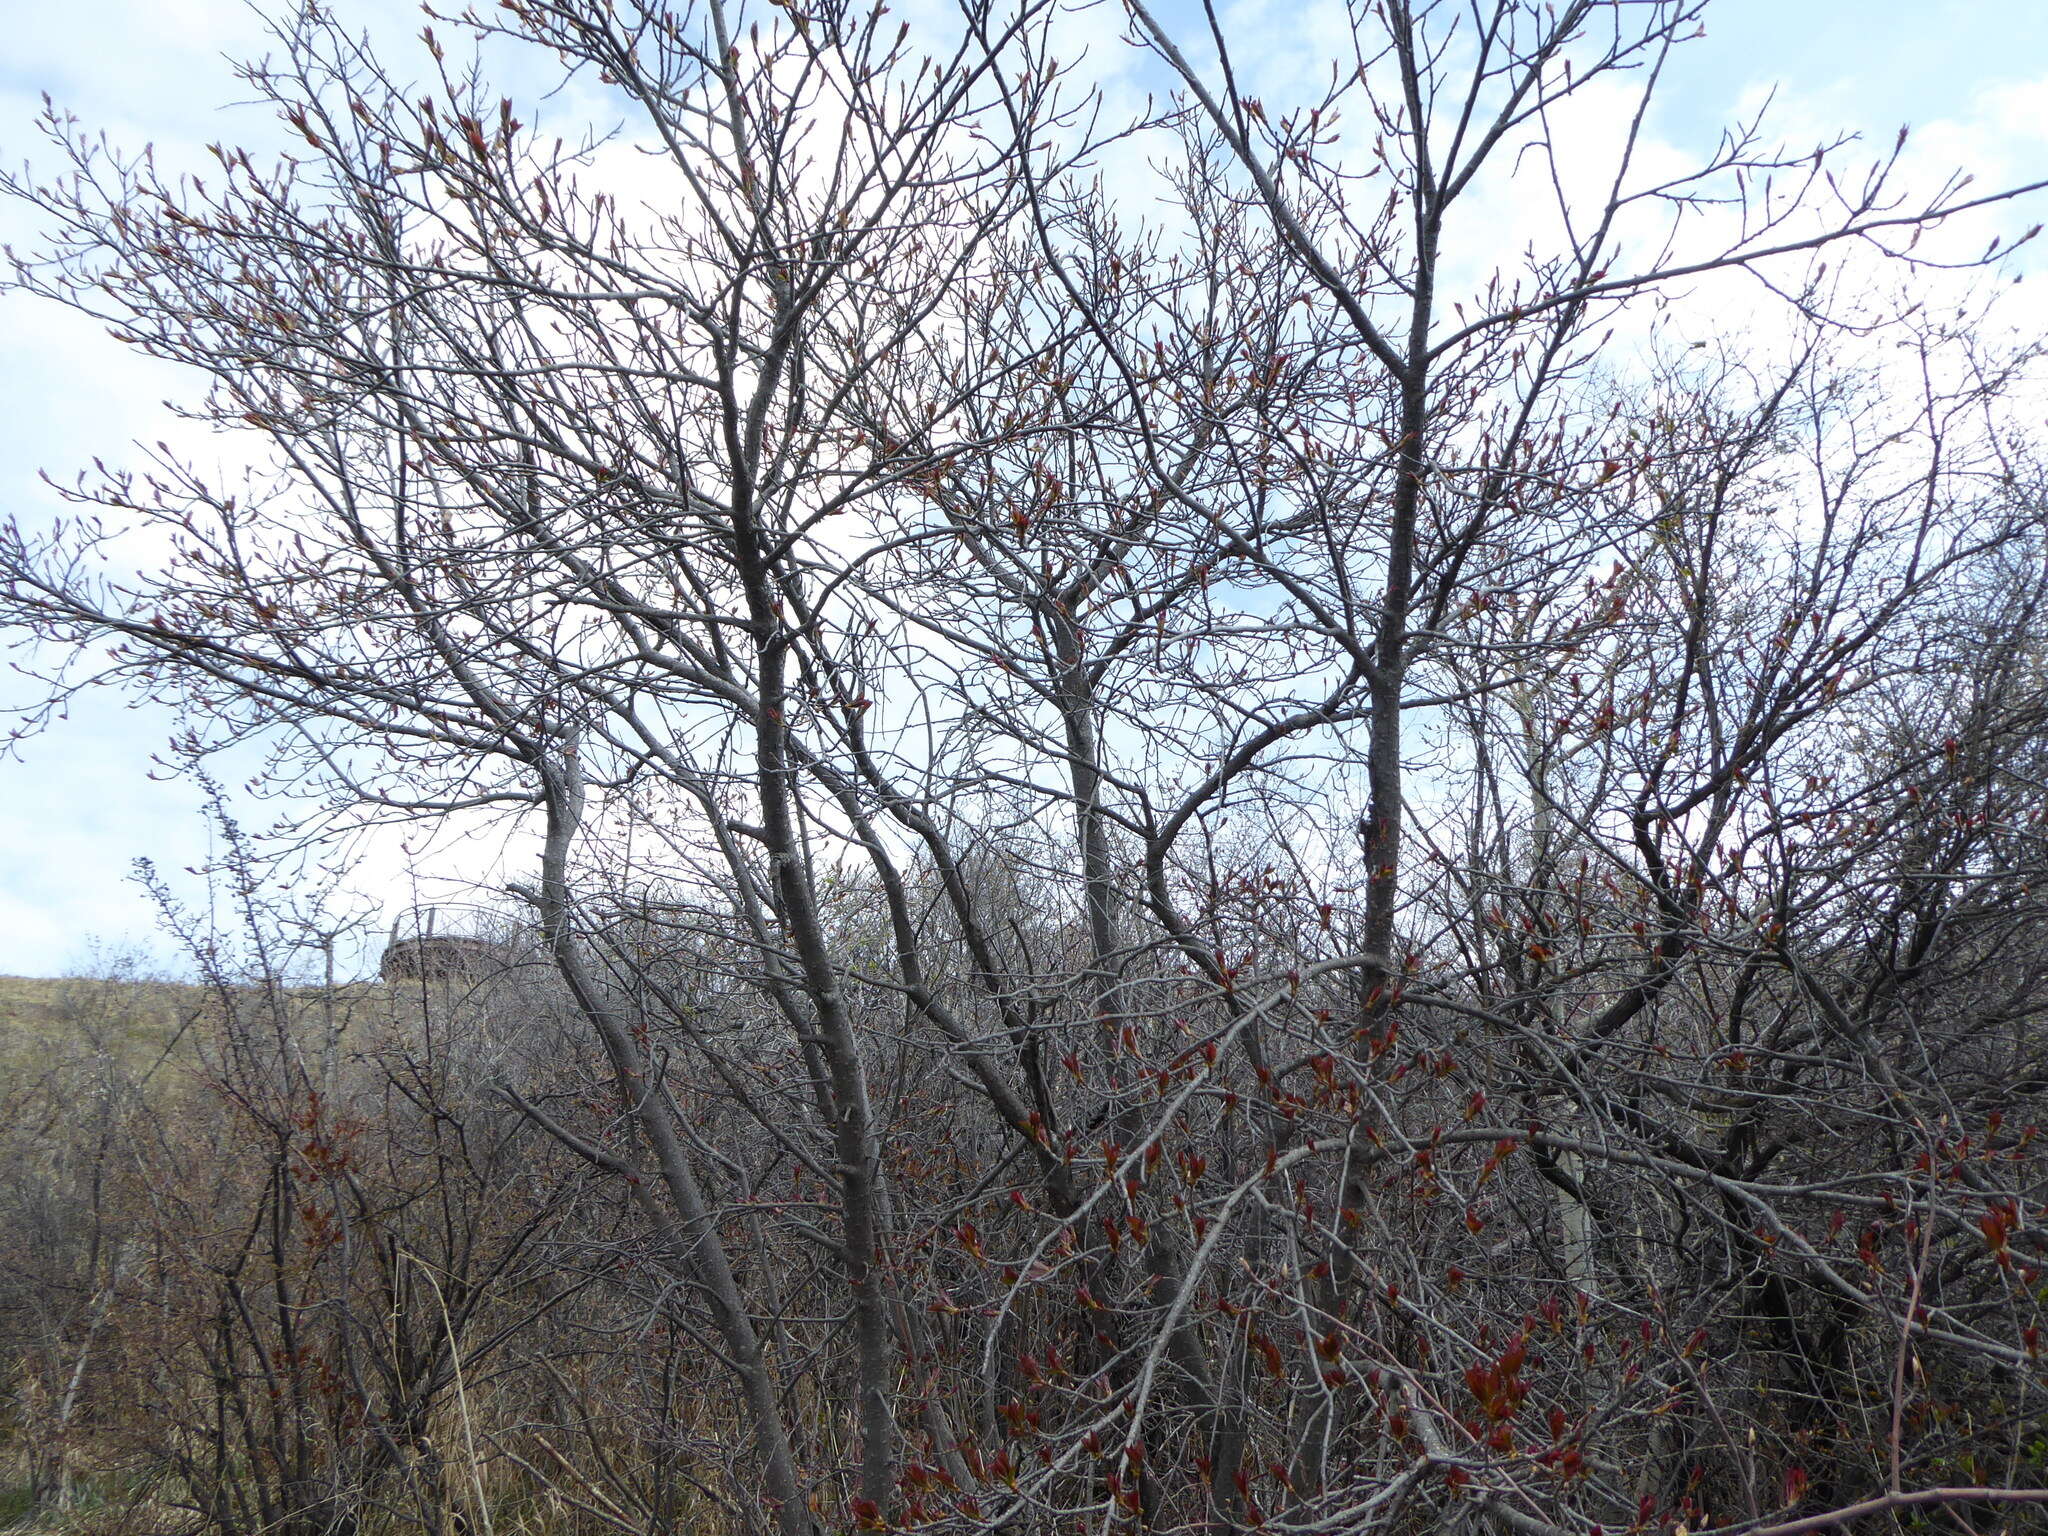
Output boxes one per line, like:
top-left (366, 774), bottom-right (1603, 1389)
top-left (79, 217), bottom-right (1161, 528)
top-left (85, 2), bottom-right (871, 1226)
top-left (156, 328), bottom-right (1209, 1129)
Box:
top-left (0, 973), bottom-right (207, 1079)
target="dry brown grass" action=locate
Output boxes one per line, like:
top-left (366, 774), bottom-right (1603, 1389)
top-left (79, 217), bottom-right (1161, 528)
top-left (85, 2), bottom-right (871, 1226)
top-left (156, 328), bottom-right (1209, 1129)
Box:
top-left (0, 974), bottom-right (207, 1089)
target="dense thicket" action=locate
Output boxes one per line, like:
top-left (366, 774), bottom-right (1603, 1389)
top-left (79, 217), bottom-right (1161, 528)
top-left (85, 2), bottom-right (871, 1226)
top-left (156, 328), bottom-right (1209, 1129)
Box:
top-left (4, 1), bottom-right (2048, 1533)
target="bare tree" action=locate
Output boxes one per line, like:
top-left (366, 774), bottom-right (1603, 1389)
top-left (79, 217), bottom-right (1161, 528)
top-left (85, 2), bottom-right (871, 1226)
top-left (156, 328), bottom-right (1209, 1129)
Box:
top-left (5, 1), bottom-right (2048, 1533)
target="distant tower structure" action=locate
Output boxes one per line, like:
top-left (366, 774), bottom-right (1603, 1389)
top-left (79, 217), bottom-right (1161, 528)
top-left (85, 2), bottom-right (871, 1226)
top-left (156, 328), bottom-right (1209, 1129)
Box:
top-left (379, 906), bottom-right (515, 983)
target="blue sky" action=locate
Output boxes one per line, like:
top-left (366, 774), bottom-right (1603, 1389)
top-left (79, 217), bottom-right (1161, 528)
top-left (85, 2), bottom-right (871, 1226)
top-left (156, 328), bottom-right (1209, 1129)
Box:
top-left (1, 0), bottom-right (2043, 977)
